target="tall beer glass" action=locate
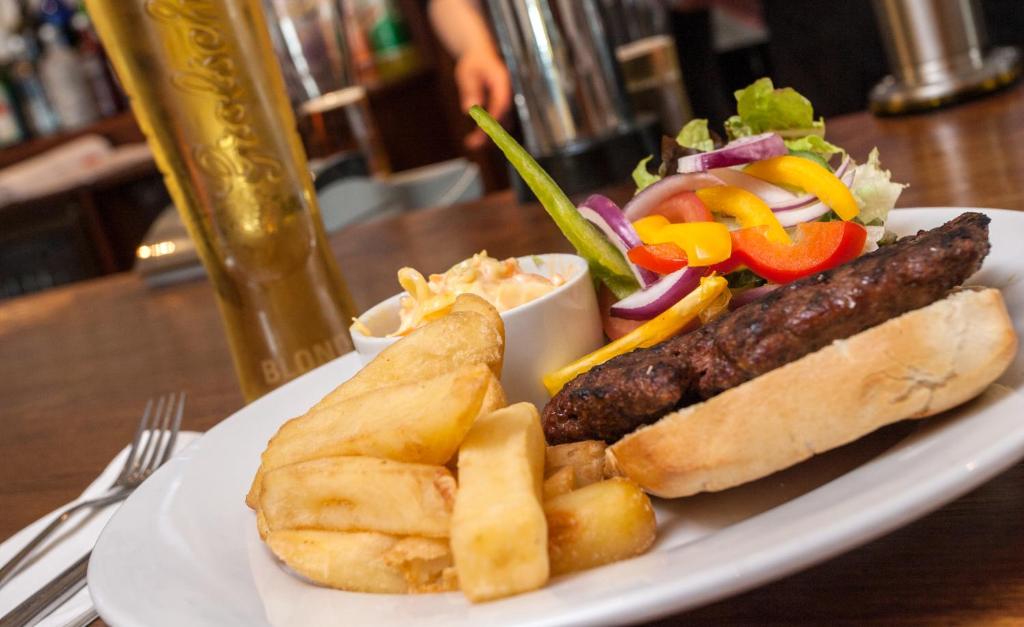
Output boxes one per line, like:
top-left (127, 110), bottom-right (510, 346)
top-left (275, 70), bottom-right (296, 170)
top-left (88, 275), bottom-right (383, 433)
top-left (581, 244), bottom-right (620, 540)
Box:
top-left (85, 0), bottom-right (357, 401)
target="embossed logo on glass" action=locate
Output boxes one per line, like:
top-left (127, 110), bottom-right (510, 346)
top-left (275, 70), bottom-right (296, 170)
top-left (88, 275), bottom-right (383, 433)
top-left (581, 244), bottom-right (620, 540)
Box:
top-left (145, 0), bottom-right (283, 202)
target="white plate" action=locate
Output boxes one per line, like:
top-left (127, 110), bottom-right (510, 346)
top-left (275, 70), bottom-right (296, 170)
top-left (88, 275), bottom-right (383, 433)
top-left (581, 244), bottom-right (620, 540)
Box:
top-left (90, 208), bottom-right (1024, 627)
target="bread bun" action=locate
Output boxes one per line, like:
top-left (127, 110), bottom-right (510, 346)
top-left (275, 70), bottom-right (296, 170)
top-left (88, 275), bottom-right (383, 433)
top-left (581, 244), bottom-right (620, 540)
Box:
top-left (606, 288), bottom-right (1018, 498)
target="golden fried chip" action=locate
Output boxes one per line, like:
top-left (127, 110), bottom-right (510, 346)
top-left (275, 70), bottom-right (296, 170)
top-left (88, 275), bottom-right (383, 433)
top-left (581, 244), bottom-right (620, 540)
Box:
top-left (450, 403), bottom-right (548, 602)
top-left (266, 530), bottom-right (455, 594)
top-left (247, 365), bottom-right (493, 507)
top-left (545, 478), bottom-right (656, 576)
top-left (260, 457), bottom-right (455, 538)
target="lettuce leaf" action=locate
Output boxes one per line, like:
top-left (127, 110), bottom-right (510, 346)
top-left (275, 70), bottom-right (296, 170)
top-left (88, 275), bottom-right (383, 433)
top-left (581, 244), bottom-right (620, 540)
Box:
top-left (726, 269), bottom-right (766, 290)
top-left (850, 148), bottom-right (907, 225)
top-left (784, 135), bottom-right (843, 158)
top-left (676, 119), bottom-right (714, 152)
top-left (632, 156), bottom-right (660, 192)
top-left (726, 78), bottom-right (824, 139)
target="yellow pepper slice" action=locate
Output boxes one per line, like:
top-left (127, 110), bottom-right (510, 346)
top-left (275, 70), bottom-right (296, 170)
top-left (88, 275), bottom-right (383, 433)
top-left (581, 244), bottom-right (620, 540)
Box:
top-left (743, 156), bottom-right (859, 221)
top-left (695, 186), bottom-right (792, 244)
top-left (542, 276), bottom-right (728, 396)
top-left (642, 222), bottom-right (733, 266)
top-left (632, 215), bottom-right (670, 243)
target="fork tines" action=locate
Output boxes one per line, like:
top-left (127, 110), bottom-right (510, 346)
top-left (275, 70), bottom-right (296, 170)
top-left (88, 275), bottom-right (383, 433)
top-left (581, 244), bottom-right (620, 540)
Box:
top-left (117, 392), bottom-right (185, 486)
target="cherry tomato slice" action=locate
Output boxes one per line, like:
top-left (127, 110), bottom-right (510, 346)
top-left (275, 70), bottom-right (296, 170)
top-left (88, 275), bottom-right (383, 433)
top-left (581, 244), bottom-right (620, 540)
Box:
top-left (650, 191), bottom-right (714, 223)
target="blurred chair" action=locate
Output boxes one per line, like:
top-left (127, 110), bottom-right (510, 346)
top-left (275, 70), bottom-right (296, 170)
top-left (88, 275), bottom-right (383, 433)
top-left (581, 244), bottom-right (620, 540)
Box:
top-left (0, 200), bottom-right (101, 298)
top-left (388, 158), bottom-right (483, 210)
top-left (0, 135), bottom-right (166, 298)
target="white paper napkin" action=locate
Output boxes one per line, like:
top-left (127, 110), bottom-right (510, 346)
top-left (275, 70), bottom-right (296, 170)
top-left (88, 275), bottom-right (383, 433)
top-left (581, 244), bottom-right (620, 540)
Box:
top-left (0, 432), bottom-right (200, 625)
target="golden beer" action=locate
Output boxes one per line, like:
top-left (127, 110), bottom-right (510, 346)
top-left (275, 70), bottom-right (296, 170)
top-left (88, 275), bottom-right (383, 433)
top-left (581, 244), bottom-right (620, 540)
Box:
top-left (86, 0), bottom-right (357, 400)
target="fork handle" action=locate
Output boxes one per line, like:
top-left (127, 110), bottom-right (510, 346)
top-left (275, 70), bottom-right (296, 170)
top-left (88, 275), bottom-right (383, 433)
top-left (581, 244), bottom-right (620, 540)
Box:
top-left (0, 490), bottom-right (129, 588)
top-left (0, 552), bottom-right (89, 627)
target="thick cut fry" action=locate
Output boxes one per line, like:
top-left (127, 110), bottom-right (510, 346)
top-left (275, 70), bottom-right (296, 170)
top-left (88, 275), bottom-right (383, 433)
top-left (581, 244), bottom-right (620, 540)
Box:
top-left (267, 530), bottom-right (455, 593)
top-left (479, 374), bottom-right (508, 416)
top-left (545, 478), bottom-right (656, 576)
top-left (451, 403), bottom-right (548, 602)
top-left (256, 508), bottom-right (270, 540)
top-left (317, 294), bottom-right (504, 409)
top-left (545, 440), bottom-right (607, 488)
top-left (247, 365), bottom-right (493, 507)
top-left (382, 536), bottom-right (459, 593)
top-left (260, 457), bottom-right (455, 537)
top-left (543, 466), bottom-right (575, 500)
top-left (450, 291), bottom-right (505, 329)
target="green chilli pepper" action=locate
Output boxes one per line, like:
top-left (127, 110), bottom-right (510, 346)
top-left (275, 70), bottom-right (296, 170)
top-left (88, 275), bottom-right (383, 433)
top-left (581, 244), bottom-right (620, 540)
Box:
top-left (469, 106), bottom-right (639, 299)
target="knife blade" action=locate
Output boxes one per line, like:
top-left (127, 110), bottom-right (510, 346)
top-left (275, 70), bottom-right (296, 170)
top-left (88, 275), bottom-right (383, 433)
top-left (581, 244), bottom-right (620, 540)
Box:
top-left (0, 552), bottom-right (90, 627)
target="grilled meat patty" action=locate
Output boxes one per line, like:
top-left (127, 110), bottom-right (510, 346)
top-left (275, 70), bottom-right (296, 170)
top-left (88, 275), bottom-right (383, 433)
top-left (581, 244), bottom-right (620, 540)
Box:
top-left (543, 212), bottom-right (992, 444)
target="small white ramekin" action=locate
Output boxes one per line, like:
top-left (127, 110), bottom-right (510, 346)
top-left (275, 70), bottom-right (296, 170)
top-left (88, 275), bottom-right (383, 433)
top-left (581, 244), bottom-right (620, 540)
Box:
top-left (349, 253), bottom-right (603, 409)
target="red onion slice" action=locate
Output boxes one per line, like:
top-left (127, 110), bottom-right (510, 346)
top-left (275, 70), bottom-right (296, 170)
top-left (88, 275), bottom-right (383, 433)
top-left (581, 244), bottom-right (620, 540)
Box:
top-left (609, 266), bottom-right (710, 320)
top-left (677, 133), bottom-right (787, 173)
top-left (622, 172), bottom-right (724, 221)
top-left (577, 195), bottom-right (659, 287)
top-left (729, 283), bottom-right (780, 309)
top-left (834, 154), bottom-right (852, 179)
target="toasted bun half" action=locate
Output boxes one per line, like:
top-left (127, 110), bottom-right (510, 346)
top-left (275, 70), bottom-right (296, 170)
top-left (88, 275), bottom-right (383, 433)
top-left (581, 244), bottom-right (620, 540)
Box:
top-left (606, 288), bottom-right (1018, 498)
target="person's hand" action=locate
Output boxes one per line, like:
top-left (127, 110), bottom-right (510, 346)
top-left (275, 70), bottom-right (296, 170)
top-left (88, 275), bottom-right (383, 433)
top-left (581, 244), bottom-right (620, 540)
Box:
top-left (454, 46), bottom-right (512, 149)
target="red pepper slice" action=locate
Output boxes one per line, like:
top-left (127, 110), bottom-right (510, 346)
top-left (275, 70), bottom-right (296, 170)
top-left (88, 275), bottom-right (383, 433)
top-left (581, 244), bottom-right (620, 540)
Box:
top-left (627, 243), bottom-right (688, 274)
top-left (730, 221), bottom-right (867, 284)
top-left (651, 191), bottom-right (714, 223)
top-left (708, 255), bottom-right (744, 276)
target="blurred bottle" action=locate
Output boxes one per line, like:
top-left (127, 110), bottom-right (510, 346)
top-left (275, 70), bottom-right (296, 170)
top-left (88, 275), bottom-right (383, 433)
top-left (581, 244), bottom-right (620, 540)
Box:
top-left (352, 0), bottom-right (419, 80)
top-left (0, 72), bottom-right (27, 147)
top-left (38, 22), bottom-right (99, 129)
top-left (340, 0), bottom-right (377, 82)
top-left (71, 12), bottom-right (120, 117)
top-left (601, 0), bottom-right (692, 135)
top-left (6, 34), bottom-right (60, 137)
top-left (37, 0), bottom-right (76, 43)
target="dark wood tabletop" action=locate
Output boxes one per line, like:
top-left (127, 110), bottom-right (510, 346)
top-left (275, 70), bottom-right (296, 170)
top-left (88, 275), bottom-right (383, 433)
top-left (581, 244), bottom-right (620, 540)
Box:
top-left (2, 83), bottom-right (1024, 625)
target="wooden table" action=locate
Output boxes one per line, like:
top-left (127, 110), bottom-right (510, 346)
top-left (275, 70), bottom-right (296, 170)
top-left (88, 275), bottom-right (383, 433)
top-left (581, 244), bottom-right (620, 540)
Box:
top-left (2, 83), bottom-right (1024, 625)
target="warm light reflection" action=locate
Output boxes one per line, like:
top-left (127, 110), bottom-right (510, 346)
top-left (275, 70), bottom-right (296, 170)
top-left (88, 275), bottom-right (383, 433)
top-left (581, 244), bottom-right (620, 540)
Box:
top-left (137, 241), bottom-right (177, 259)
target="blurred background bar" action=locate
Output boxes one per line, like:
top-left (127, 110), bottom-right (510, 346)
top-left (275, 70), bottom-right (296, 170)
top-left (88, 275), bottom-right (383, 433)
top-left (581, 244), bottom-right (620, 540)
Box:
top-left (0, 0), bottom-right (1022, 299)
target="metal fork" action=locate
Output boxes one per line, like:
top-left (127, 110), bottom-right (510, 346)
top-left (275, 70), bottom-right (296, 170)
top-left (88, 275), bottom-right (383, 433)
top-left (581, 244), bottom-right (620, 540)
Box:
top-left (0, 392), bottom-right (185, 589)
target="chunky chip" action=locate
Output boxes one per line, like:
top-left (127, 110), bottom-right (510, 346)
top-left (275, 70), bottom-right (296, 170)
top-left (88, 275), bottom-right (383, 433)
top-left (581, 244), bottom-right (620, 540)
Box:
top-left (266, 530), bottom-right (455, 594)
top-left (545, 478), bottom-right (656, 576)
top-left (316, 294), bottom-right (504, 408)
top-left (260, 457), bottom-right (455, 538)
top-left (545, 440), bottom-right (607, 488)
top-left (247, 364), bottom-right (493, 507)
top-left (450, 403), bottom-right (548, 602)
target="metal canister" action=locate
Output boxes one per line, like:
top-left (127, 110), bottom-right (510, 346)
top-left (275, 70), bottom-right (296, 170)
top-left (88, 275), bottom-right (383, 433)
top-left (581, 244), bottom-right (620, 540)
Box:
top-left (870, 0), bottom-right (1021, 114)
top-left (486, 0), bottom-right (654, 197)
